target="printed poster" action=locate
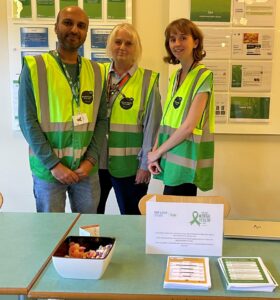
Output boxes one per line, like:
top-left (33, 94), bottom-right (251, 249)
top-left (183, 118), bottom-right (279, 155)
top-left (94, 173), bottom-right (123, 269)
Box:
top-left (230, 95), bottom-right (270, 122)
top-left (215, 93), bottom-right (228, 123)
top-left (190, 0), bottom-right (231, 24)
top-left (91, 28), bottom-right (112, 49)
top-left (107, 0), bottom-right (126, 19)
top-left (20, 27), bottom-right (49, 48)
top-left (204, 60), bottom-right (229, 92)
top-left (202, 28), bottom-right (231, 60)
top-left (146, 200), bottom-right (224, 256)
top-left (231, 61), bottom-right (272, 92)
top-left (13, 0), bottom-right (32, 18)
top-left (91, 52), bottom-right (111, 62)
top-left (12, 79), bottom-right (20, 131)
top-left (36, 0), bottom-right (55, 18)
top-left (83, 0), bottom-right (102, 19)
top-left (231, 29), bottom-right (274, 60)
top-left (60, 0), bottom-right (78, 9)
top-left (232, 0), bottom-right (276, 27)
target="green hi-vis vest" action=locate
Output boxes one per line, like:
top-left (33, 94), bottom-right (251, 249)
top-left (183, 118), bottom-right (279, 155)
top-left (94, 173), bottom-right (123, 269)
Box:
top-left (24, 53), bottom-right (105, 182)
top-left (155, 64), bottom-right (215, 191)
top-left (105, 64), bottom-right (159, 177)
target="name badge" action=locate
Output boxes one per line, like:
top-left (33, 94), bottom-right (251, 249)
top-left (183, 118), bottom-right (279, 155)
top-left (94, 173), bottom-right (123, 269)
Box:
top-left (120, 97), bottom-right (134, 110)
top-left (73, 113), bottom-right (88, 126)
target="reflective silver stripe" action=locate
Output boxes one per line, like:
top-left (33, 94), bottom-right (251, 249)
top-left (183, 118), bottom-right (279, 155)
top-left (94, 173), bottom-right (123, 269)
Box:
top-left (74, 147), bottom-right (88, 160)
top-left (53, 147), bottom-right (87, 159)
top-left (34, 55), bottom-right (50, 131)
top-left (44, 121), bottom-right (96, 132)
top-left (165, 152), bottom-right (213, 169)
top-left (159, 125), bottom-right (213, 143)
top-left (109, 147), bottom-right (140, 156)
top-left (90, 61), bottom-right (102, 129)
top-left (182, 68), bottom-right (208, 123)
top-left (138, 69), bottom-right (152, 122)
top-left (35, 57), bottom-right (102, 132)
top-left (53, 147), bottom-right (73, 158)
top-left (110, 123), bottom-right (142, 133)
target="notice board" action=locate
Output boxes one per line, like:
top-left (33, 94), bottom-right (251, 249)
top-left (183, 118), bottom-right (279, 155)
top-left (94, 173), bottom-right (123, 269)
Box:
top-left (169, 0), bottom-right (280, 135)
top-left (7, 0), bottom-right (132, 130)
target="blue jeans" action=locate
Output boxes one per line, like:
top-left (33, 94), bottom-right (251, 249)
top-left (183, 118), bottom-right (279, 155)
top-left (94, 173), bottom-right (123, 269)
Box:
top-left (33, 173), bottom-right (100, 213)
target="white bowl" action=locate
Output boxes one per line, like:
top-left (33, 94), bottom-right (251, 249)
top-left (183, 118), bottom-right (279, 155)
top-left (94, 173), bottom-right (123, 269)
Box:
top-left (52, 236), bottom-right (115, 279)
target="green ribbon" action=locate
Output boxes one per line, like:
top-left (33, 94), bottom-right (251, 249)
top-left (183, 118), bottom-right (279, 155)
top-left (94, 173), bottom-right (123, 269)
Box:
top-left (190, 211), bottom-right (200, 225)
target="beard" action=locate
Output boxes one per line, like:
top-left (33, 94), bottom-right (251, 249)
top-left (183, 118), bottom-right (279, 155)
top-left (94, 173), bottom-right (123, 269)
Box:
top-left (57, 33), bottom-right (86, 52)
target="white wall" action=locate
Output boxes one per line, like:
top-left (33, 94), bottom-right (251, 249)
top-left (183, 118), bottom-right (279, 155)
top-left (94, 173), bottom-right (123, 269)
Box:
top-left (1, 0), bottom-right (280, 219)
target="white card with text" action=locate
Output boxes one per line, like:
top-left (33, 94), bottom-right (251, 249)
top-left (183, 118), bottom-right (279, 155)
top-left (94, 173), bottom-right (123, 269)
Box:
top-left (146, 198), bottom-right (223, 256)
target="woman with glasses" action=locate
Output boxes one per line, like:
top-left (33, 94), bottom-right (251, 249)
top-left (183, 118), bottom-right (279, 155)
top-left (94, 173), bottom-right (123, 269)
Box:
top-left (97, 23), bottom-right (162, 215)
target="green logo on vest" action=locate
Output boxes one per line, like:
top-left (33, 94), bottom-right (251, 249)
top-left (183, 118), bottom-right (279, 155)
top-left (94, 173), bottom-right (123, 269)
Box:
top-left (81, 91), bottom-right (93, 104)
top-left (120, 97), bottom-right (134, 110)
top-left (173, 96), bottom-right (182, 109)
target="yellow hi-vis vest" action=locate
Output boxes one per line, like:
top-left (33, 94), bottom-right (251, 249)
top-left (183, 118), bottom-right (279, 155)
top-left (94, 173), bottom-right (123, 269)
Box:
top-left (25, 53), bottom-right (105, 182)
top-left (104, 64), bottom-right (159, 177)
top-left (155, 64), bottom-right (215, 191)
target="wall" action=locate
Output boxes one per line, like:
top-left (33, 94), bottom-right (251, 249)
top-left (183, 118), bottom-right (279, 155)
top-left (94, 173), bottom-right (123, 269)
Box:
top-left (1, 0), bottom-right (280, 219)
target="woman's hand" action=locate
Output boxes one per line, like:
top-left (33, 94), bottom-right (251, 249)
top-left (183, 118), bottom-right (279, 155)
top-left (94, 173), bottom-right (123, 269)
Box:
top-left (148, 161), bottom-right (162, 175)
top-left (148, 149), bottom-right (161, 164)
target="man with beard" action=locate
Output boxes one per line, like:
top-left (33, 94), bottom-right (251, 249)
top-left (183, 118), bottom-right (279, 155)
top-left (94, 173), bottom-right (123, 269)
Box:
top-left (18, 6), bottom-right (107, 213)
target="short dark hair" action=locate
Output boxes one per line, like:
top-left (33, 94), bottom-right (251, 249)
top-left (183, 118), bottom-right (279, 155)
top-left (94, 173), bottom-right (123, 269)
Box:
top-left (164, 18), bottom-right (206, 65)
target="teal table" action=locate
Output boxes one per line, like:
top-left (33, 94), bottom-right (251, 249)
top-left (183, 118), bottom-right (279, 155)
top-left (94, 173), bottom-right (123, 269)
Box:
top-left (29, 214), bottom-right (280, 299)
top-left (0, 212), bottom-right (79, 300)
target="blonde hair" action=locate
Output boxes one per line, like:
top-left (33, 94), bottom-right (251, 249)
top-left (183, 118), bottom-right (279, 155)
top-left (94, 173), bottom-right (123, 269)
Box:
top-left (106, 23), bottom-right (142, 63)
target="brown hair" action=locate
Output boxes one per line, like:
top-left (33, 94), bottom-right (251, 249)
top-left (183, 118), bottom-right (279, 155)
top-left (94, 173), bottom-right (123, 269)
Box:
top-left (164, 18), bottom-right (206, 65)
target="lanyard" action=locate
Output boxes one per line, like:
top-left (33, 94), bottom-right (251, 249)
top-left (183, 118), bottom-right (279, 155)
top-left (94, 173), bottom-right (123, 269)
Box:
top-left (52, 50), bottom-right (81, 106)
top-left (171, 60), bottom-right (197, 98)
top-left (106, 72), bottom-right (130, 102)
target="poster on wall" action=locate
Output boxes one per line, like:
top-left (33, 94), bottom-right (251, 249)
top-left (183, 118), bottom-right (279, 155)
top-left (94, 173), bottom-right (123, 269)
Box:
top-left (36, 0), bottom-right (55, 18)
top-left (232, 0), bottom-right (276, 27)
top-left (229, 95), bottom-right (270, 122)
top-left (12, 79), bottom-right (20, 131)
top-left (20, 27), bottom-right (49, 47)
top-left (91, 28), bottom-right (112, 49)
top-left (231, 61), bottom-right (272, 92)
top-left (83, 0), bottom-right (102, 19)
top-left (13, 0), bottom-right (32, 18)
top-left (91, 52), bottom-right (111, 62)
top-left (231, 29), bottom-right (274, 60)
top-left (215, 93), bottom-right (228, 123)
top-left (202, 28), bottom-right (231, 59)
top-left (107, 0), bottom-right (126, 19)
top-left (203, 60), bottom-right (229, 92)
top-left (60, 0), bottom-right (78, 9)
top-left (190, 0), bottom-right (231, 25)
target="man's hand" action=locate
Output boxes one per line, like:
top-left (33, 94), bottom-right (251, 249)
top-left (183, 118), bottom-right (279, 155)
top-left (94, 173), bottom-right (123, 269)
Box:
top-left (51, 163), bottom-right (80, 184)
top-left (135, 169), bottom-right (151, 184)
top-left (74, 160), bottom-right (94, 180)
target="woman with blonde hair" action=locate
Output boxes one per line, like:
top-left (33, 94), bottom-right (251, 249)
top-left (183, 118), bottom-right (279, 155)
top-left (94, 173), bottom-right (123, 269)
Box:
top-left (97, 23), bottom-right (162, 214)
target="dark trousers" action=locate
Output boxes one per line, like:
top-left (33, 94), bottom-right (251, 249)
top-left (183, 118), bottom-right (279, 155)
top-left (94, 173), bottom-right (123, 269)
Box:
top-left (163, 182), bottom-right (197, 196)
top-left (111, 175), bottom-right (148, 215)
top-left (97, 169), bottom-right (112, 214)
top-left (97, 169), bottom-right (148, 215)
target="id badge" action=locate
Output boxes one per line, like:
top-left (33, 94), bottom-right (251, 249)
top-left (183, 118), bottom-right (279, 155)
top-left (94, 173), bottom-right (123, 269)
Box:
top-left (72, 113), bottom-right (88, 126)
